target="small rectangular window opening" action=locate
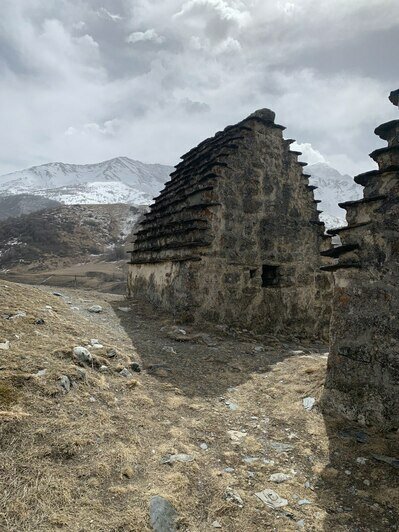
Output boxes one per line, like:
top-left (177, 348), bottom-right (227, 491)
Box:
top-left (249, 268), bottom-right (257, 279)
top-left (262, 264), bottom-right (279, 287)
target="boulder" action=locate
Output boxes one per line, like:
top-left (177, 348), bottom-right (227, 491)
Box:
top-left (149, 496), bottom-right (178, 532)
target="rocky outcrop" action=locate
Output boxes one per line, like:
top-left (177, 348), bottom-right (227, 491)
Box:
top-left (128, 109), bottom-right (332, 338)
top-left (321, 90), bottom-right (399, 430)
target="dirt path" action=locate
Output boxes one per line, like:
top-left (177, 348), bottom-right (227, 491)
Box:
top-left (1, 283), bottom-right (398, 531)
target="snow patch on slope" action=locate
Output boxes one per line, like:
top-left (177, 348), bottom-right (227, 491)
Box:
top-left (307, 162), bottom-right (363, 229)
top-left (33, 181), bottom-right (152, 206)
top-left (0, 157), bottom-right (173, 205)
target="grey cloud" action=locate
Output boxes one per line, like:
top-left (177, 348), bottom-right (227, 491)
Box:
top-left (127, 29), bottom-right (165, 44)
top-left (182, 98), bottom-right (211, 113)
top-left (282, 25), bottom-right (399, 82)
top-left (0, 0), bottom-right (398, 177)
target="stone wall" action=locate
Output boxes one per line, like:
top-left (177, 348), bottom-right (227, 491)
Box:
top-left (321, 90), bottom-right (399, 430)
top-left (128, 109), bottom-right (332, 338)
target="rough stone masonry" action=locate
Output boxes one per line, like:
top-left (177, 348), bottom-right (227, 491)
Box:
top-left (321, 89), bottom-right (399, 430)
top-left (128, 108), bottom-right (332, 338)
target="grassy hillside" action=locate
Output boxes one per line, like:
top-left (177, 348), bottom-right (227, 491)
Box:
top-left (0, 282), bottom-right (397, 531)
top-left (0, 204), bottom-right (145, 270)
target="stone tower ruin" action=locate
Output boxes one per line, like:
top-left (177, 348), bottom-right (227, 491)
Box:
top-left (322, 89), bottom-right (399, 430)
top-left (128, 109), bottom-right (331, 338)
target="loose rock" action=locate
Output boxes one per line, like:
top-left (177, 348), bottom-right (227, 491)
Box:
top-left (227, 430), bottom-right (247, 444)
top-left (88, 305), bottom-right (103, 313)
top-left (255, 489), bottom-right (288, 509)
top-left (59, 375), bottom-right (71, 392)
top-left (303, 397), bottom-right (316, 411)
top-left (130, 362), bottom-right (141, 373)
top-left (224, 487), bottom-right (244, 506)
top-left (269, 473), bottom-right (291, 483)
top-left (268, 441), bottom-right (294, 453)
top-left (161, 453), bottom-right (194, 465)
top-left (73, 346), bottom-right (92, 365)
top-left (298, 499), bottom-right (312, 506)
top-left (0, 340), bottom-right (10, 350)
top-left (75, 367), bottom-right (87, 380)
top-left (225, 400), bottom-right (239, 411)
top-left (119, 368), bottom-right (132, 378)
top-left (243, 456), bottom-right (258, 464)
top-left (149, 496), bottom-right (178, 532)
top-left (16, 311), bottom-right (27, 318)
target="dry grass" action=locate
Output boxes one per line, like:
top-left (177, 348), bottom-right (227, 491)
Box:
top-left (0, 281), bottom-right (398, 531)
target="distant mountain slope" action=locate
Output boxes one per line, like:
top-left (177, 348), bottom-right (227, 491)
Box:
top-left (32, 181), bottom-right (151, 206)
top-left (0, 158), bottom-right (363, 229)
top-left (0, 204), bottom-right (146, 270)
top-left (307, 162), bottom-right (363, 229)
top-left (0, 194), bottom-right (61, 221)
top-left (0, 157), bottom-right (173, 205)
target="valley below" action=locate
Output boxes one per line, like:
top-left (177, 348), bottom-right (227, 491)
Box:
top-left (0, 203), bottom-right (146, 293)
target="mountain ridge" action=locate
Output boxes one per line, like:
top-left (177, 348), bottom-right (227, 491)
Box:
top-left (0, 157), bottom-right (364, 229)
top-left (307, 162), bottom-right (363, 228)
top-left (0, 156), bottom-right (174, 204)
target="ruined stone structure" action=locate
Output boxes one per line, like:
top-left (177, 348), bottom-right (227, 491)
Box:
top-left (128, 109), bottom-right (331, 338)
top-left (322, 89), bottom-right (399, 430)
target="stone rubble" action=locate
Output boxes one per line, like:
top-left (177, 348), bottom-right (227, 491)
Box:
top-left (255, 489), bottom-right (288, 509)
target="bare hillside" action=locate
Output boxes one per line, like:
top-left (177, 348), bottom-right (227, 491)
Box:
top-left (0, 204), bottom-right (145, 271)
top-left (0, 282), bottom-right (397, 531)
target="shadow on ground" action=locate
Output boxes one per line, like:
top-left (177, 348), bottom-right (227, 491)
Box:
top-left (111, 298), bottom-right (324, 399)
top-left (111, 297), bottom-right (399, 530)
top-left (317, 415), bottom-right (399, 531)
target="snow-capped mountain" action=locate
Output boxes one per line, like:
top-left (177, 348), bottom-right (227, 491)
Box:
top-left (307, 162), bottom-right (363, 229)
top-left (0, 157), bottom-right (173, 205)
top-left (0, 157), bottom-right (363, 230)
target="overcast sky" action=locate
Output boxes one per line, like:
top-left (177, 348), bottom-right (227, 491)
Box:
top-left (0, 0), bottom-right (398, 176)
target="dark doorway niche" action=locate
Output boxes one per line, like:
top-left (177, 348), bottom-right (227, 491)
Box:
top-left (262, 264), bottom-right (279, 287)
top-left (249, 268), bottom-right (257, 279)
